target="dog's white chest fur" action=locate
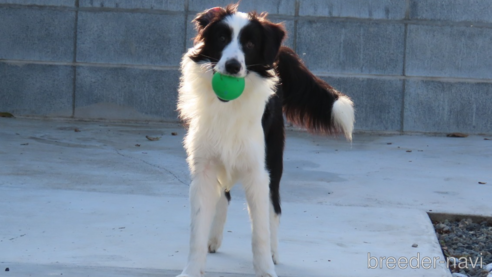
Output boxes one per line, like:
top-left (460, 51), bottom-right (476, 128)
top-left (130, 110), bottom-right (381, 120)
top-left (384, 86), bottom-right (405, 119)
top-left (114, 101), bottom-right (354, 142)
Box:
top-left (178, 53), bottom-right (277, 181)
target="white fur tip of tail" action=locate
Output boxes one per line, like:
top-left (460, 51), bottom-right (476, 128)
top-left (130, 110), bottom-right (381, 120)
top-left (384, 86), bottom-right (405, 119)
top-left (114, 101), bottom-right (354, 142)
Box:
top-left (332, 95), bottom-right (355, 141)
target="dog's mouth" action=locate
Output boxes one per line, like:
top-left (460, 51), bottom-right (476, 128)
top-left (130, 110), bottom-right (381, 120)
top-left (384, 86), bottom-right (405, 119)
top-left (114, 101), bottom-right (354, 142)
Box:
top-left (212, 66), bottom-right (248, 78)
top-left (215, 71), bottom-right (247, 79)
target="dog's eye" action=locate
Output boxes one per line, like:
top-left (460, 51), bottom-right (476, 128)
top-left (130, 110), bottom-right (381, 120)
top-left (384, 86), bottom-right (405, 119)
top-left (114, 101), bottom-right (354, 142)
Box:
top-left (245, 41), bottom-right (254, 49)
top-left (218, 36), bottom-right (226, 43)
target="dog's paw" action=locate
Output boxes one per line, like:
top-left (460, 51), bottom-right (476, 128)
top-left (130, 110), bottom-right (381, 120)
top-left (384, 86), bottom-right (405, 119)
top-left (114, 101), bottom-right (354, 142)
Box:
top-left (254, 260), bottom-right (278, 277)
top-left (176, 269), bottom-right (204, 277)
top-left (176, 272), bottom-right (203, 277)
top-left (208, 237), bottom-right (222, 253)
top-left (256, 272), bottom-right (278, 277)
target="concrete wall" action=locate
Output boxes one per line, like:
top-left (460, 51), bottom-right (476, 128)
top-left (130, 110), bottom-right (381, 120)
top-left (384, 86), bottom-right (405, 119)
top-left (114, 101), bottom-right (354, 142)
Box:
top-left (1, 0), bottom-right (491, 134)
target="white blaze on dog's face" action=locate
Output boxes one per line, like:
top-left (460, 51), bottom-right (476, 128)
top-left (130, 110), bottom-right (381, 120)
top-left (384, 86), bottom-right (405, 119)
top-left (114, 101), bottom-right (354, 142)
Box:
top-left (189, 4), bottom-right (285, 80)
top-left (215, 12), bottom-right (249, 77)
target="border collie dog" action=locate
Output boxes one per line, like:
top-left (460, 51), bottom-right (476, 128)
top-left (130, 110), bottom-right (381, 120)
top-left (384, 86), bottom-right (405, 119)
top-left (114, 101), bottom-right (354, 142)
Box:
top-left (177, 4), bottom-right (354, 277)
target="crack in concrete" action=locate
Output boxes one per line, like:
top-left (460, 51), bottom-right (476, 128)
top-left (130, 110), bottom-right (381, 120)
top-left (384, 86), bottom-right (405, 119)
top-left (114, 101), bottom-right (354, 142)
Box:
top-left (9, 234), bottom-right (26, 241)
top-left (113, 149), bottom-right (189, 186)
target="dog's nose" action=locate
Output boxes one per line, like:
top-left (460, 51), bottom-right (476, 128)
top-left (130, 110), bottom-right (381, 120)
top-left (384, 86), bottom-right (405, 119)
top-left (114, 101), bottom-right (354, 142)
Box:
top-left (225, 59), bottom-right (241, 75)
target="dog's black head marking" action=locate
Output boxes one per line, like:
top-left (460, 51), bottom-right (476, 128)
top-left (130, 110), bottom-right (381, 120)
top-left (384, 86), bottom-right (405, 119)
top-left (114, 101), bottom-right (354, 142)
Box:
top-left (190, 5), bottom-right (286, 79)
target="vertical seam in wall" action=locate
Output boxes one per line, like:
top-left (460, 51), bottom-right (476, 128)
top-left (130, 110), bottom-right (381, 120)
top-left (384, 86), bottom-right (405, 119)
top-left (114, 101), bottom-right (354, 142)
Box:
top-left (183, 0), bottom-right (189, 53)
top-left (401, 0), bottom-right (410, 133)
top-left (401, 63), bottom-right (407, 133)
top-left (293, 0), bottom-right (300, 51)
top-left (71, 0), bottom-right (79, 118)
top-left (401, 24), bottom-right (408, 133)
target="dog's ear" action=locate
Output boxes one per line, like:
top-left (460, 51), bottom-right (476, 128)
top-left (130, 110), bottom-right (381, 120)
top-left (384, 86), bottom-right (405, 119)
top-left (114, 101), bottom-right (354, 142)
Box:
top-left (193, 7), bottom-right (225, 30)
top-left (262, 21), bottom-right (286, 66)
top-left (193, 4), bottom-right (238, 30)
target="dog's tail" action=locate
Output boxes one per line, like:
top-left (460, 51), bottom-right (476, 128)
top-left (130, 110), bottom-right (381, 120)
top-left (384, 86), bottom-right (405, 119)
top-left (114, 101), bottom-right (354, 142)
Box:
top-left (275, 46), bottom-right (355, 141)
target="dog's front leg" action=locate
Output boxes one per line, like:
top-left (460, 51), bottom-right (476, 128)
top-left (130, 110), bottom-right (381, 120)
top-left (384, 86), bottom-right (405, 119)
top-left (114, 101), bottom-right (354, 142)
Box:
top-left (243, 170), bottom-right (277, 277)
top-left (178, 163), bottom-right (221, 277)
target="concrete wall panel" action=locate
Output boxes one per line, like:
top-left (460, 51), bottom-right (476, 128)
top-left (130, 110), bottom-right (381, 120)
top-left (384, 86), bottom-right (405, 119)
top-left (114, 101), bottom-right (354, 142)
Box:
top-left (189, 0), bottom-right (296, 16)
top-left (299, 0), bottom-right (406, 20)
top-left (409, 0), bottom-right (492, 24)
top-left (0, 0), bottom-right (75, 7)
top-left (0, 7), bottom-right (75, 62)
top-left (0, 63), bottom-right (73, 116)
top-left (75, 66), bottom-right (179, 120)
top-left (404, 80), bottom-right (492, 134)
top-left (297, 20), bottom-right (405, 75)
top-left (406, 25), bottom-right (492, 80)
top-left (77, 11), bottom-right (185, 66)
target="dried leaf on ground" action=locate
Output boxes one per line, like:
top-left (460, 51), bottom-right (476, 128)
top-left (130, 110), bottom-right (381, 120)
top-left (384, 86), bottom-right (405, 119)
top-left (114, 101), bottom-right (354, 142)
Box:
top-left (145, 135), bottom-right (160, 141)
top-left (446, 133), bottom-right (468, 138)
top-left (0, 112), bottom-right (14, 118)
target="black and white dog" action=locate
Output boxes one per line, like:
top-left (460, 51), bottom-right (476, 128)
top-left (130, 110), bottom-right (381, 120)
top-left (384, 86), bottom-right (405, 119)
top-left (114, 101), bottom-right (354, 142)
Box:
top-left (177, 4), bottom-right (354, 277)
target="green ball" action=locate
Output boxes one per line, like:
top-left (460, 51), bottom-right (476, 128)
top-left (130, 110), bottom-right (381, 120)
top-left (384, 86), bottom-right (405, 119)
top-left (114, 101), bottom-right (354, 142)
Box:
top-left (212, 72), bottom-right (245, 101)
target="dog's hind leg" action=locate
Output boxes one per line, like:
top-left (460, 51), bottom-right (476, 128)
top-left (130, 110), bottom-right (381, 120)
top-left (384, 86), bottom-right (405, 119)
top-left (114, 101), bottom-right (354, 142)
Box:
top-left (263, 99), bottom-right (285, 265)
top-left (178, 161), bottom-right (221, 277)
top-left (208, 189), bottom-right (230, 253)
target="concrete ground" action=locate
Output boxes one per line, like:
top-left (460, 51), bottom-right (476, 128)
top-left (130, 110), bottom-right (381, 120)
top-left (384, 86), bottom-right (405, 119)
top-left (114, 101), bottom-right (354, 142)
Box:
top-left (1, 118), bottom-right (491, 277)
